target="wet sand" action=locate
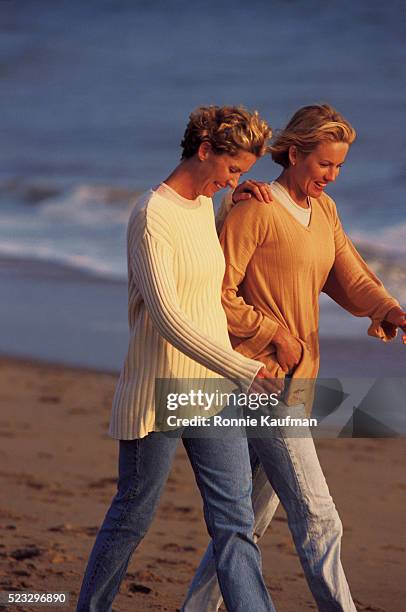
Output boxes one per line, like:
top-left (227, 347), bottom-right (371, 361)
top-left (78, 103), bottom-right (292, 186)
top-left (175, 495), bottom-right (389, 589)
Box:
top-left (0, 357), bottom-right (405, 611)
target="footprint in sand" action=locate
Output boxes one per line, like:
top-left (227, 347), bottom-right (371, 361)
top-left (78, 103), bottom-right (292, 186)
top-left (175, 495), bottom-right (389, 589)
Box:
top-left (37, 451), bottom-right (53, 460)
top-left (128, 583), bottom-right (153, 594)
top-left (155, 557), bottom-right (182, 566)
top-left (0, 472), bottom-right (47, 491)
top-left (88, 477), bottom-right (117, 489)
top-left (10, 545), bottom-right (42, 560)
top-left (25, 479), bottom-right (47, 491)
top-left (127, 570), bottom-right (163, 583)
top-left (353, 601), bottom-right (387, 612)
top-left (48, 524), bottom-right (98, 537)
top-left (68, 407), bottom-right (91, 415)
top-left (0, 431), bottom-right (15, 438)
top-left (380, 544), bottom-right (405, 552)
top-left (160, 503), bottom-right (195, 516)
top-left (38, 395), bottom-right (60, 404)
top-left (268, 583), bottom-right (283, 592)
top-left (155, 557), bottom-right (194, 569)
top-left (162, 543), bottom-right (197, 553)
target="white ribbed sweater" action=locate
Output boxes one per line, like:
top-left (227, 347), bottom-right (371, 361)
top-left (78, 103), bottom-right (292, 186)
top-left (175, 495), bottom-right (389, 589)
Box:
top-left (109, 184), bottom-right (262, 439)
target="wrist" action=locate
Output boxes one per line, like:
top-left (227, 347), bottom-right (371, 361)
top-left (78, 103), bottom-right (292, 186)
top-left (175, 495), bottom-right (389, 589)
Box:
top-left (256, 366), bottom-right (266, 379)
top-left (385, 305), bottom-right (402, 319)
top-left (272, 326), bottom-right (287, 347)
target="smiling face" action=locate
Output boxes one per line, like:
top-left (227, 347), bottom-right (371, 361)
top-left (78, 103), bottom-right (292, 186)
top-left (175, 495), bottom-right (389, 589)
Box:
top-left (291, 141), bottom-right (349, 198)
top-left (197, 142), bottom-right (258, 197)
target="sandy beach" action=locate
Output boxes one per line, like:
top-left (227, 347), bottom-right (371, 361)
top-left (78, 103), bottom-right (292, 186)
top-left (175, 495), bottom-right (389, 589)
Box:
top-left (0, 356), bottom-right (404, 612)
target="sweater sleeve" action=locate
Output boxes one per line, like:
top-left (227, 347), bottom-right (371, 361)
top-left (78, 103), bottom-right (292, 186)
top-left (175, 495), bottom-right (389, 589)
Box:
top-left (129, 218), bottom-right (263, 391)
top-left (219, 201), bottom-right (279, 359)
top-left (322, 198), bottom-right (400, 342)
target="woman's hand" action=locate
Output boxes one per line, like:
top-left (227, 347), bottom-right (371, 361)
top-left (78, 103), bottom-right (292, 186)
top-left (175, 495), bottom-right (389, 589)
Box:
top-left (385, 306), bottom-right (406, 344)
top-left (232, 180), bottom-right (273, 204)
top-left (249, 367), bottom-right (285, 396)
top-left (272, 327), bottom-right (303, 372)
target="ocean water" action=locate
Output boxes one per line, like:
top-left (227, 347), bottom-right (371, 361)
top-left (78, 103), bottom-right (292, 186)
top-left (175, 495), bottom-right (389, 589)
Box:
top-left (1, 0), bottom-right (405, 328)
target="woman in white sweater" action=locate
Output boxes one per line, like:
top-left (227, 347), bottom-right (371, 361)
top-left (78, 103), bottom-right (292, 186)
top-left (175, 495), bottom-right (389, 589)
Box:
top-left (76, 106), bottom-right (276, 612)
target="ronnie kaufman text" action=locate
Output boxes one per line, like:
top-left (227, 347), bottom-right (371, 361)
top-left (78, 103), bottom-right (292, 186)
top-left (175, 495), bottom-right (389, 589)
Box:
top-left (166, 415), bottom-right (318, 428)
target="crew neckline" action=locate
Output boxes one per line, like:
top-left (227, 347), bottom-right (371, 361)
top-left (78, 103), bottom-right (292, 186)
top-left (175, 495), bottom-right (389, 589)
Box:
top-left (154, 182), bottom-right (203, 209)
top-left (272, 181), bottom-right (311, 211)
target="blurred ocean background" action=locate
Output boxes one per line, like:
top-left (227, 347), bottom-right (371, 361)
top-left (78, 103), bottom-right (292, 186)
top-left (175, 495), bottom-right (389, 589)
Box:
top-left (1, 0), bottom-right (405, 372)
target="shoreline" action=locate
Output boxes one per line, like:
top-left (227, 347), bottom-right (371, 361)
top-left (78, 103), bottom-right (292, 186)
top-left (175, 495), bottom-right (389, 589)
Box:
top-left (2, 326), bottom-right (405, 377)
top-left (0, 255), bottom-right (126, 285)
top-left (1, 254), bottom-right (404, 375)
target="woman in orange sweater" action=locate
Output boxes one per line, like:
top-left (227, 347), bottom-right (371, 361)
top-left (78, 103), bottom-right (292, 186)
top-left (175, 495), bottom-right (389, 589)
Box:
top-left (183, 104), bottom-right (405, 611)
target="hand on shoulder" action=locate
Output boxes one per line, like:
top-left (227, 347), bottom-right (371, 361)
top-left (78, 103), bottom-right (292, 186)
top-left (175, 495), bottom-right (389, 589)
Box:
top-left (232, 180), bottom-right (273, 205)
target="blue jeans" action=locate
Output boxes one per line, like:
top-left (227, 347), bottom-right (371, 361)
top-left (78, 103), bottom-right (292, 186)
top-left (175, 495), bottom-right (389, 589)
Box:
top-left (183, 406), bottom-right (356, 612)
top-left (77, 420), bottom-right (274, 612)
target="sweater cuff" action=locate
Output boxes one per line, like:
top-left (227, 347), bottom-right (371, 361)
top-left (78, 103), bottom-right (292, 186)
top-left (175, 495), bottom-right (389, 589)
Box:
top-left (368, 319), bottom-right (398, 343)
top-left (237, 360), bottom-right (265, 394)
top-left (367, 298), bottom-right (400, 343)
top-left (233, 316), bottom-right (279, 360)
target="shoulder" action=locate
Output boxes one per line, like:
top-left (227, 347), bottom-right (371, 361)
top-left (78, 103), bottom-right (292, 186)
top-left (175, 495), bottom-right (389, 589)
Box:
top-left (224, 198), bottom-right (273, 229)
top-left (313, 191), bottom-right (341, 227)
top-left (220, 198), bottom-right (273, 247)
top-left (197, 195), bottom-right (216, 219)
top-left (316, 191), bottom-right (338, 215)
top-left (127, 190), bottom-right (174, 246)
top-left (200, 194), bottom-right (214, 207)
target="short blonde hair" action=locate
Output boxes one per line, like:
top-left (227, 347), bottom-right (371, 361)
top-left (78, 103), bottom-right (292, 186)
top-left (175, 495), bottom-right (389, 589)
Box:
top-left (270, 104), bottom-right (356, 168)
top-left (181, 105), bottom-right (271, 159)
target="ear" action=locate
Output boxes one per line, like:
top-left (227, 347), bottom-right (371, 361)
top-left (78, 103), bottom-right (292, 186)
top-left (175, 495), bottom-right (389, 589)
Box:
top-left (197, 141), bottom-right (212, 161)
top-left (288, 145), bottom-right (298, 167)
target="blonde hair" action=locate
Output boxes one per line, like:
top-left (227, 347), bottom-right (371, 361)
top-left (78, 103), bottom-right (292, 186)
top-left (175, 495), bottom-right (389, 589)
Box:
top-left (270, 104), bottom-right (356, 168)
top-left (181, 105), bottom-right (271, 159)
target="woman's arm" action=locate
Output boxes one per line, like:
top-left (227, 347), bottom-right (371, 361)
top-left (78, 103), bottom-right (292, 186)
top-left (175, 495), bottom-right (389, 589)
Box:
top-left (219, 200), bottom-right (301, 373)
top-left (322, 198), bottom-right (401, 342)
top-left (129, 218), bottom-right (262, 392)
top-left (220, 200), bottom-right (278, 357)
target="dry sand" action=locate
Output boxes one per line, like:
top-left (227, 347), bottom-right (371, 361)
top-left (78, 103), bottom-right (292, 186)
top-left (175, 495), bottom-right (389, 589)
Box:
top-left (0, 357), bottom-right (405, 611)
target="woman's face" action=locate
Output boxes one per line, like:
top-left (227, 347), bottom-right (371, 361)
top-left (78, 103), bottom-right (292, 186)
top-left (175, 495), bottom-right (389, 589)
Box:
top-left (292, 141), bottom-right (349, 198)
top-left (198, 144), bottom-right (258, 198)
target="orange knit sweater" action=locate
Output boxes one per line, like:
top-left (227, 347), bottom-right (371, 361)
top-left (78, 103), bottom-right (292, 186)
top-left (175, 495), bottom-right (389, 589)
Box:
top-left (219, 192), bottom-right (399, 406)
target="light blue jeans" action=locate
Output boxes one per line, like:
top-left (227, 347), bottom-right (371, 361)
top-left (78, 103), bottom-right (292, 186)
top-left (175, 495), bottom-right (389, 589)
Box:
top-left (77, 415), bottom-right (274, 612)
top-left (182, 409), bottom-right (356, 612)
